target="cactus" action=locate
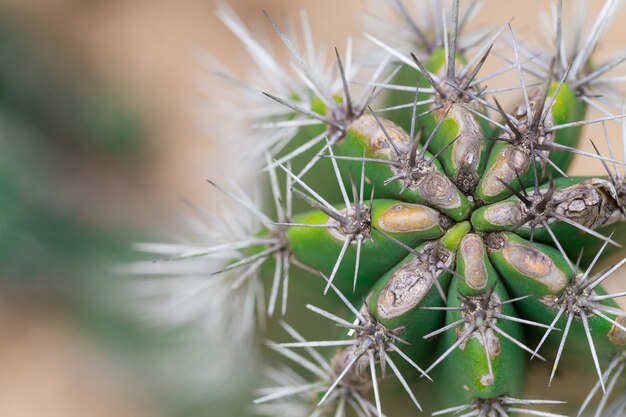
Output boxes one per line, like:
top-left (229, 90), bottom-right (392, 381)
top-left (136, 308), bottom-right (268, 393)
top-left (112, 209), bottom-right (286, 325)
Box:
top-left (133, 1), bottom-right (626, 416)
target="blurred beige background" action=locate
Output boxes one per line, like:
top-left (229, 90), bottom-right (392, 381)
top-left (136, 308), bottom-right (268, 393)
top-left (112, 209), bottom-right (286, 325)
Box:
top-left (1, 1), bottom-right (626, 416)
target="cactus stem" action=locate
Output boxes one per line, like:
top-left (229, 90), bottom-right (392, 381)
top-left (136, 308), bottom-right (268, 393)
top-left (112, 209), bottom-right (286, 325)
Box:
top-left (376, 233), bottom-right (452, 302)
top-left (147, 3), bottom-right (626, 414)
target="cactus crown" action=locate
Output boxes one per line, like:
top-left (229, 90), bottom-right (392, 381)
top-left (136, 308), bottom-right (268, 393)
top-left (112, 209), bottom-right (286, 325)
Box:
top-left (131, 1), bottom-right (626, 416)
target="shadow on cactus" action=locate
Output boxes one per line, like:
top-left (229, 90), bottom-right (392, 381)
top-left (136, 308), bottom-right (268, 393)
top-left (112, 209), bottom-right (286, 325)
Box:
top-left (132, 1), bottom-right (626, 416)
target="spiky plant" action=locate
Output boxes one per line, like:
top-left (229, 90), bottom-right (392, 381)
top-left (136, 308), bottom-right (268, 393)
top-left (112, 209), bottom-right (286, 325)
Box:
top-left (132, 1), bottom-right (626, 416)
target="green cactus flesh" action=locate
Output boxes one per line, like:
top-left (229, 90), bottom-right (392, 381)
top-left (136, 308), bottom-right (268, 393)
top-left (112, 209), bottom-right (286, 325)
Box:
top-left (155, 2), bottom-right (626, 416)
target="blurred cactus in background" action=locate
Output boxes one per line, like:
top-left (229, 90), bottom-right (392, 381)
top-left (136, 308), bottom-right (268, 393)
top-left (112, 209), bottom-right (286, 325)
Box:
top-left (134, 0), bottom-right (626, 416)
top-left (0, 10), bottom-right (148, 283)
top-left (0, 14), bottom-right (145, 156)
top-left (0, 8), bottom-right (156, 414)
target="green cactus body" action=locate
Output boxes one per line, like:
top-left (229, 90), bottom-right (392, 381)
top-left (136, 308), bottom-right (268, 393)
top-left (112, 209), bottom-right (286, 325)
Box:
top-left (547, 83), bottom-right (588, 175)
top-left (332, 114), bottom-right (473, 220)
top-left (486, 232), bottom-right (575, 305)
top-left (384, 62), bottom-right (426, 130)
top-left (168, 3), bottom-right (626, 416)
top-left (471, 176), bottom-right (596, 233)
top-left (436, 278), bottom-right (525, 404)
top-left (486, 232), bottom-right (626, 361)
top-left (366, 240), bottom-right (454, 368)
top-left (416, 48), bottom-right (494, 192)
top-left (428, 233), bottom-right (525, 405)
top-left (472, 176), bottom-right (626, 262)
top-left (475, 83), bottom-right (587, 204)
top-left (421, 104), bottom-right (492, 193)
top-left (287, 199), bottom-right (444, 296)
top-left (384, 49), bottom-right (448, 133)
